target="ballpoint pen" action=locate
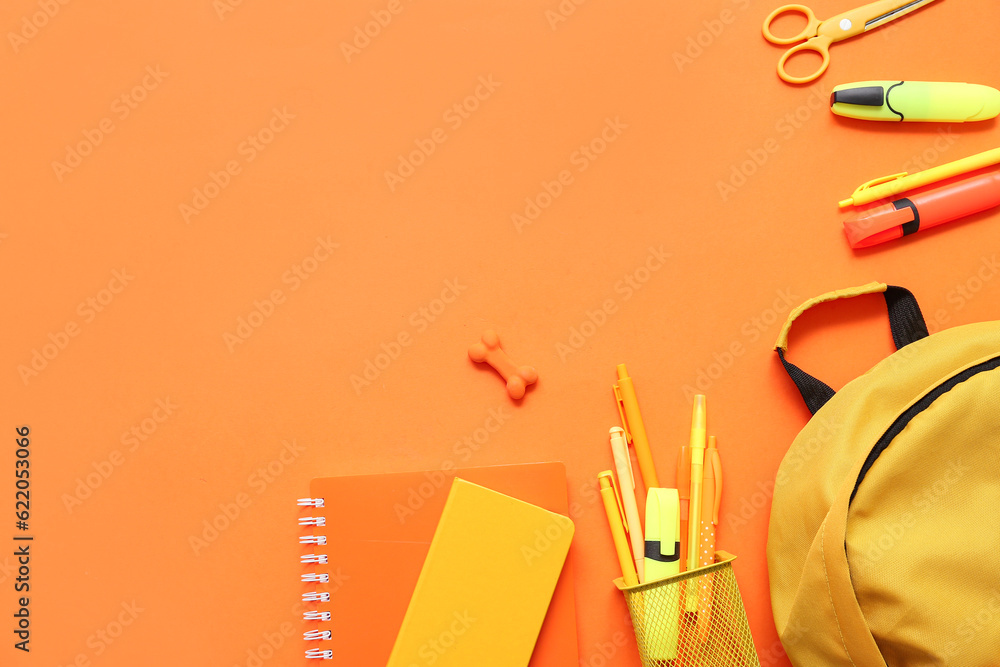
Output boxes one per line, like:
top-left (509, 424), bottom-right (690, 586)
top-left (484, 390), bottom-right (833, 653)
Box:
top-left (840, 146), bottom-right (1000, 208)
top-left (685, 395), bottom-right (707, 612)
top-left (613, 363), bottom-right (660, 490)
top-left (843, 171), bottom-right (1000, 248)
top-left (697, 435), bottom-right (722, 641)
top-left (610, 427), bottom-right (644, 583)
top-left (598, 471), bottom-right (639, 587)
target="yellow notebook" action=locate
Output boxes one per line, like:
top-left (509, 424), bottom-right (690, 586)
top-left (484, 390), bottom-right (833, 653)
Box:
top-left (386, 477), bottom-right (575, 667)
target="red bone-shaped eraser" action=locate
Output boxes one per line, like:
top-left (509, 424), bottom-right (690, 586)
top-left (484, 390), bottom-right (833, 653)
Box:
top-left (468, 330), bottom-right (537, 400)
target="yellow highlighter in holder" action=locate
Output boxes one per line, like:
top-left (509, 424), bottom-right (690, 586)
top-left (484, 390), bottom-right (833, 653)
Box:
top-left (644, 488), bottom-right (681, 662)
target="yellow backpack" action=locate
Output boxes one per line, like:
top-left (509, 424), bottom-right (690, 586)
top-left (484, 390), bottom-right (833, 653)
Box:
top-left (768, 282), bottom-right (1000, 666)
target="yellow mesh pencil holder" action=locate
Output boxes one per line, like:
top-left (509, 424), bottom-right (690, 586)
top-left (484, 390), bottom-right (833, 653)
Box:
top-left (614, 551), bottom-right (760, 667)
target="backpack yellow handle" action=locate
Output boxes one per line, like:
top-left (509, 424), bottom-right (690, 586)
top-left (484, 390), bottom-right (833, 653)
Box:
top-left (774, 283), bottom-right (927, 415)
top-left (774, 282), bottom-right (888, 351)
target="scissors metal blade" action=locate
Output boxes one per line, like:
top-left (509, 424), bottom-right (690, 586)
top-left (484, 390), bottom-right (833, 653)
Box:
top-left (865, 0), bottom-right (938, 31)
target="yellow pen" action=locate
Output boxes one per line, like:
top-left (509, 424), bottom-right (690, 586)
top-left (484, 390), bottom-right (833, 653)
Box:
top-left (613, 363), bottom-right (660, 490)
top-left (685, 395), bottom-right (707, 611)
top-left (598, 471), bottom-right (639, 587)
top-left (840, 145), bottom-right (1000, 208)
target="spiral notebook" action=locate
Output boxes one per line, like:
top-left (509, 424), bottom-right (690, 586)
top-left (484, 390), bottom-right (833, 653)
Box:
top-left (297, 462), bottom-right (579, 665)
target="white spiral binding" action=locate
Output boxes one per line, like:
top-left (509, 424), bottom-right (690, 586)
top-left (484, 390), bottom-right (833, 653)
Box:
top-left (304, 611), bottom-right (331, 621)
top-left (301, 553), bottom-right (328, 565)
top-left (306, 649), bottom-right (334, 660)
top-left (300, 497), bottom-right (332, 660)
top-left (302, 591), bottom-right (330, 603)
top-left (299, 516), bottom-right (326, 527)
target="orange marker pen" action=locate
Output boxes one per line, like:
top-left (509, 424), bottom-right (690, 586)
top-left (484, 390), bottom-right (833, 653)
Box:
top-left (844, 171), bottom-right (1000, 248)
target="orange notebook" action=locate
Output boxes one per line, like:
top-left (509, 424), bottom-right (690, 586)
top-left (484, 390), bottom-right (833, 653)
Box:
top-left (298, 463), bottom-right (579, 665)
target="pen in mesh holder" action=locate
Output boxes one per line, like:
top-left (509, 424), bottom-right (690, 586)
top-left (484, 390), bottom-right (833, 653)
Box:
top-left (614, 551), bottom-right (760, 667)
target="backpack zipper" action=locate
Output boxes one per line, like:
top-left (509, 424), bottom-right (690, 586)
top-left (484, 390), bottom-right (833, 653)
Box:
top-left (849, 355), bottom-right (1000, 505)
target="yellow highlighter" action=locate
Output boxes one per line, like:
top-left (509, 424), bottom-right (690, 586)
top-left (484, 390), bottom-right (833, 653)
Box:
top-left (685, 395), bottom-right (707, 612)
top-left (644, 488), bottom-right (681, 662)
top-left (831, 81), bottom-right (1000, 123)
top-left (598, 471), bottom-right (638, 587)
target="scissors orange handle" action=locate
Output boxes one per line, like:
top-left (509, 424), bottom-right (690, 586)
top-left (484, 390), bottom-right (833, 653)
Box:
top-left (776, 35), bottom-right (833, 84)
top-left (763, 0), bottom-right (938, 84)
top-left (762, 4), bottom-right (823, 44)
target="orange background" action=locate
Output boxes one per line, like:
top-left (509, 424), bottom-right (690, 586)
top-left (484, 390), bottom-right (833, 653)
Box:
top-left (3, 1), bottom-right (1000, 666)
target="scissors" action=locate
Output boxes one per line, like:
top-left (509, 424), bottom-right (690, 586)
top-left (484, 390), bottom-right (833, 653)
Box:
top-left (762, 0), bottom-right (940, 84)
